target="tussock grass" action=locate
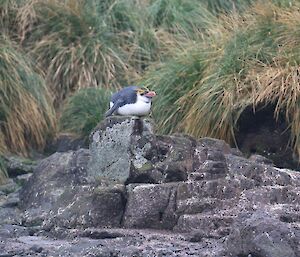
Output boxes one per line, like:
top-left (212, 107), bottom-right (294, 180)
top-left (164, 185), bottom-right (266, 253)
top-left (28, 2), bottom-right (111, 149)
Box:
top-left (147, 0), bottom-right (217, 37)
top-left (188, 2), bottom-right (300, 158)
top-left (0, 156), bottom-right (8, 185)
top-left (0, 0), bottom-right (17, 26)
top-left (143, 43), bottom-right (207, 134)
top-left (0, 35), bottom-right (55, 156)
top-left (19, 0), bottom-right (160, 105)
top-left (60, 88), bottom-right (111, 137)
top-left (202, 0), bottom-right (254, 14)
top-left (143, 1), bottom-right (300, 159)
top-left (26, 0), bottom-right (132, 105)
top-left (0, 132), bottom-right (7, 154)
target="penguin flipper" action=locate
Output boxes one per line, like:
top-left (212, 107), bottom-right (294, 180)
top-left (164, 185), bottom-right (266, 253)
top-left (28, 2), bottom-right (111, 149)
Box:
top-left (105, 99), bottom-right (124, 117)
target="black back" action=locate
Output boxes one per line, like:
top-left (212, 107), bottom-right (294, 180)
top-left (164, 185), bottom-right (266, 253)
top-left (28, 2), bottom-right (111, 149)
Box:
top-left (111, 86), bottom-right (138, 106)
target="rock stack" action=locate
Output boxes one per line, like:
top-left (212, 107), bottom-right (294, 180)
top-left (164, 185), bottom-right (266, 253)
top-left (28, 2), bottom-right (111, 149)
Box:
top-left (1, 116), bottom-right (299, 257)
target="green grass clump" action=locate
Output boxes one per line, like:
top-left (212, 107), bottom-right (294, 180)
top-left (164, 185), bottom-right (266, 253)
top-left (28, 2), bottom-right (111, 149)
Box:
top-left (0, 34), bottom-right (55, 156)
top-left (0, 156), bottom-right (8, 185)
top-left (143, 43), bottom-right (207, 134)
top-left (202, 0), bottom-right (254, 14)
top-left (146, 0), bottom-right (253, 32)
top-left (60, 88), bottom-right (112, 137)
top-left (147, 0), bottom-right (217, 39)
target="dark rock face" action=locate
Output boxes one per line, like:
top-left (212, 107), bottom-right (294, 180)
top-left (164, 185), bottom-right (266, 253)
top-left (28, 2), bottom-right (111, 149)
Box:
top-left (235, 105), bottom-right (299, 171)
top-left (226, 210), bottom-right (298, 257)
top-left (45, 133), bottom-right (87, 153)
top-left (2, 116), bottom-right (299, 257)
top-left (20, 149), bottom-right (125, 228)
top-left (123, 183), bottom-right (178, 229)
top-left (4, 156), bottom-right (37, 177)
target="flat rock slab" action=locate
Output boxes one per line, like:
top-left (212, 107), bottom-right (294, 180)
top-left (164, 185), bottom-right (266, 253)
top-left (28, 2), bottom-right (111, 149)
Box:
top-left (0, 227), bottom-right (226, 257)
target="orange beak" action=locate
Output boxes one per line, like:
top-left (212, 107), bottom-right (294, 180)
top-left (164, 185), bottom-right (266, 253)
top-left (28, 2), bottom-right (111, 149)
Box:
top-left (145, 91), bottom-right (156, 98)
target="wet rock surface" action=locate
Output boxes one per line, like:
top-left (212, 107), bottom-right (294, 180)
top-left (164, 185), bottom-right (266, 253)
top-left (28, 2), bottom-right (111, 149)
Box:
top-left (1, 116), bottom-right (299, 257)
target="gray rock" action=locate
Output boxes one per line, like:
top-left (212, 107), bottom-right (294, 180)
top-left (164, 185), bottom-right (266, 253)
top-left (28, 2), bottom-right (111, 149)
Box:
top-left (0, 224), bottom-right (29, 238)
top-left (88, 116), bottom-right (155, 184)
top-left (0, 196), bottom-right (20, 208)
top-left (0, 180), bottom-right (19, 194)
top-left (88, 117), bottom-right (204, 185)
top-left (226, 210), bottom-right (298, 257)
top-left (0, 207), bottom-right (22, 225)
top-left (249, 154), bottom-right (274, 165)
top-left (5, 116), bottom-right (299, 257)
top-left (4, 156), bottom-right (37, 177)
top-left (0, 228), bottom-right (224, 257)
top-left (197, 137), bottom-right (234, 154)
top-left (14, 173), bottom-right (32, 187)
top-left (20, 149), bottom-right (125, 228)
top-left (46, 133), bottom-right (87, 153)
top-left (154, 134), bottom-right (198, 183)
top-left (123, 183), bottom-right (178, 229)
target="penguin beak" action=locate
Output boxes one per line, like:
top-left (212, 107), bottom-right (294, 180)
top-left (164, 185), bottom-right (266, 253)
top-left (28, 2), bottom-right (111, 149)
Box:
top-left (144, 91), bottom-right (156, 98)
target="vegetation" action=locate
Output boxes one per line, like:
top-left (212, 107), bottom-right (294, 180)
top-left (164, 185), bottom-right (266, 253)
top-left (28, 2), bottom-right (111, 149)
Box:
top-left (60, 88), bottom-right (111, 137)
top-left (143, 44), bottom-right (207, 134)
top-left (0, 35), bottom-right (55, 156)
top-left (147, 0), bottom-right (217, 36)
top-left (1, 0), bottom-right (300, 182)
top-left (0, 156), bottom-right (8, 185)
top-left (20, 0), bottom-right (139, 105)
top-left (144, 1), bottom-right (300, 159)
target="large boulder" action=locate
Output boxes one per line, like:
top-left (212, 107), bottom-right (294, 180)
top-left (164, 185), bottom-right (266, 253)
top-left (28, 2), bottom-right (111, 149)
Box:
top-left (226, 210), bottom-right (299, 257)
top-left (20, 149), bottom-right (125, 228)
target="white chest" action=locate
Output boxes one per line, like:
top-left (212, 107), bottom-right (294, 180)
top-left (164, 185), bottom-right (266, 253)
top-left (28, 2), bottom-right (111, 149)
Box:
top-left (110, 95), bottom-right (152, 116)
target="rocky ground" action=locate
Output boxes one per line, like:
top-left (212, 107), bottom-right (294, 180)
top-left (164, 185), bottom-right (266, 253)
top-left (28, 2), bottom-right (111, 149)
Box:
top-left (0, 116), bottom-right (299, 257)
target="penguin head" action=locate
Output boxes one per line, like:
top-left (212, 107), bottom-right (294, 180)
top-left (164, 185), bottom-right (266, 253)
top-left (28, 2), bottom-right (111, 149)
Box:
top-left (135, 87), bottom-right (156, 99)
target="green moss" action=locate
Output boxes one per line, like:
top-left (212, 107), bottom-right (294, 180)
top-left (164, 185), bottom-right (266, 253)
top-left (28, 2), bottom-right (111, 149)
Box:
top-left (135, 162), bottom-right (154, 172)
